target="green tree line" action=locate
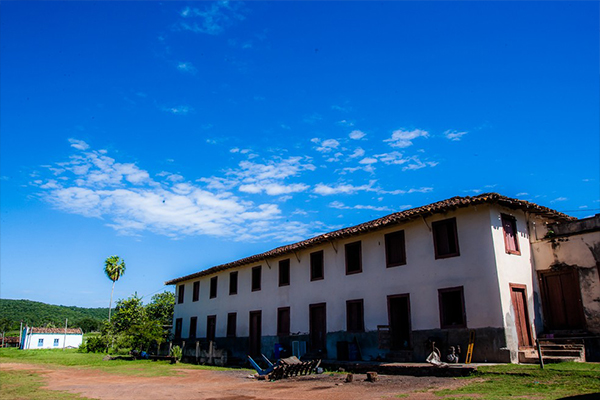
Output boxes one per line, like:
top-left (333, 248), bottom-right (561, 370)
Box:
top-left (0, 299), bottom-right (109, 333)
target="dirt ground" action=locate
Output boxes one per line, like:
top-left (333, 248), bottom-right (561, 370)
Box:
top-left (2, 362), bottom-right (472, 400)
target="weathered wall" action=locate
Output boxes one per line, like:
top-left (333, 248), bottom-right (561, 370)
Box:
top-left (530, 215), bottom-right (600, 334)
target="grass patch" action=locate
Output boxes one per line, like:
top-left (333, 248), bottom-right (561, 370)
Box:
top-left (435, 363), bottom-right (600, 400)
top-left (0, 369), bottom-right (94, 400)
top-left (0, 348), bottom-right (247, 377)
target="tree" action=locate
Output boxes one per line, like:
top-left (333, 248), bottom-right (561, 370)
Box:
top-left (146, 291), bottom-right (175, 326)
top-left (104, 255), bottom-right (126, 322)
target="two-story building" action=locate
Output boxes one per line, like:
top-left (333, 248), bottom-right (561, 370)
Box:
top-left (166, 193), bottom-right (595, 363)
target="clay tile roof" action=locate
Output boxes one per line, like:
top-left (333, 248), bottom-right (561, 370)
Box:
top-left (165, 193), bottom-right (573, 285)
top-left (29, 327), bottom-right (83, 334)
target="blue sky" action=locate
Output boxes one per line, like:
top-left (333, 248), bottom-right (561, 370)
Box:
top-left (1, 1), bottom-right (598, 308)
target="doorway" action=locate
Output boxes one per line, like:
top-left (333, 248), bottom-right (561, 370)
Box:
top-left (249, 311), bottom-right (262, 356)
top-left (388, 294), bottom-right (411, 350)
top-left (538, 269), bottom-right (585, 330)
top-left (309, 303), bottom-right (327, 354)
top-left (510, 284), bottom-right (533, 347)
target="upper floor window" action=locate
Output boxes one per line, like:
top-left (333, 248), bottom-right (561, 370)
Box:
top-left (229, 271), bottom-right (238, 295)
top-left (346, 299), bottom-right (365, 332)
top-left (310, 250), bottom-right (324, 281)
top-left (192, 281), bottom-right (200, 302)
top-left (209, 276), bottom-right (218, 299)
top-left (501, 214), bottom-right (520, 255)
top-left (252, 266), bottom-right (262, 291)
top-left (279, 259), bottom-right (290, 287)
top-left (385, 230), bottom-right (406, 267)
top-left (345, 241), bottom-right (362, 275)
top-left (177, 284), bottom-right (185, 304)
top-left (432, 218), bottom-right (460, 259)
top-left (438, 286), bottom-right (466, 329)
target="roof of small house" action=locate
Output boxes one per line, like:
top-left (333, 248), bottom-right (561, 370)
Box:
top-left (28, 327), bottom-right (83, 335)
top-left (165, 193), bottom-right (573, 285)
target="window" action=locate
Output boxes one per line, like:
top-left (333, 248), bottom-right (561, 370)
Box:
top-left (502, 214), bottom-right (520, 255)
top-left (54, 338), bottom-right (59, 346)
top-left (177, 284), bottom-right (185, 304)
top-left (229, 271), bottom-right (238, 295)
top-left (38, 338), bottom-right (44, 347)
top-left (174, 318), bottom-right (183, 339)
top-left (189, 317), bottom-right (197, 338)
top-left (206, 315), bottom-right (216, 341)
top-left (227, 313), bottom-right (237, 337)
top-left (345, 241), bottom-right (362, 275)
top-left (210, 276), bottom-right (218, 299)
top-left (277, 307), bottom-right (291, 336)
top-left (279, 259), bottom-right (290, 287)
top-left (432, 218), bottom-right (460, 259)
top-left (438, 287), bottom-right (466, 329)
top-left (192, 281), bottom-right (200, 302)
top-left (310, 250), bottom-right (324, 281)
top-left (346, 299), bottom-right (365, 332)
top-left (385, 230), bottom-right (406, 267)
top-left (251, 266), bottom-right (262, 292)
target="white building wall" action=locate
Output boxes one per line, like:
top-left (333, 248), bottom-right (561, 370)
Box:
top-left (22, 331), bottom-right (82, 350)
top-left (488, 207), bottom-right (538, 361)
top-left (174, 205), bottom-right (506, 344)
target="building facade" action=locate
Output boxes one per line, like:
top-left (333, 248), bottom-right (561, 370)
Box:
top-left (20, 327), bottom-right (83, 350)
top-left (166, 194), bottom-right (590, 363)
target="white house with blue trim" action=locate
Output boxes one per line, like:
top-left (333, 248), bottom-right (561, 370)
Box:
top-left (21, 327), bottom-right (83, 350)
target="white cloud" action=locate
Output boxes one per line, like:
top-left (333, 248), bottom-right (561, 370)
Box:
top-left (349, 148), bottom-right (365, 159)
top-left (68, 138), bottom-right (90, 151)
top-left (337, 120), bottom-right (355, 127)
top-left (384, 129), bottom-right (429, 148)
top-left (33, 145), bottom-right (318, 242)
top-left (329, 201), bottom-right (390, 212)
top-left (313, 138), bottom-right (340, 153)
top-left (551, 197), bottom-right (568, 203)
top-left (444, 130), bottom-right (468, 141)
top-left (516, 192), bottom-right (529, 196)
top-left (177, 62), bottom-right (197, 74)
top-left (163, 105), bottom-right (193, 115)
top-left (349, 130), bottom-right (366, 140)
top-left (359, 157), bottom-right (378, 165)
top-left (177, 2), bottom-right (246, 36)
top-left (313, 181), bottom-right (376, 196)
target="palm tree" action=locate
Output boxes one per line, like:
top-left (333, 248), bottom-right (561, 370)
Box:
top-left (105, 255), bottom-right (126, 322)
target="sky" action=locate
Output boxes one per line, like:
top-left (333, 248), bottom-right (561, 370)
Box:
top-left (1, 1), bottom-right (598, 309)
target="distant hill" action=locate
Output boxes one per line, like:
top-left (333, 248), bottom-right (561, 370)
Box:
top-left (0, 299), bottom-right (108, 331)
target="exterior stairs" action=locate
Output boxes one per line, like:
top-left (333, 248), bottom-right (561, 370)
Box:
top-left (519, 338), bottom-right (586, 364)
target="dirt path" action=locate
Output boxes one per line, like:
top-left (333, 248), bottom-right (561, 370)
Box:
top-left (2, 362), bottom-right (471, 400)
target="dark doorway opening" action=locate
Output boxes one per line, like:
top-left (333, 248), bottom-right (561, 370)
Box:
top-left (388, 294), bottom-right (411, 350)
top-left (309, 303), bottom-right (327, 354)
top-left (249, 311), bottom-right (262, 356)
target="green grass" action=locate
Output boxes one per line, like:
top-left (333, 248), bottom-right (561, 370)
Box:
top-left (434, 362), bottom-right (600, 400)
top-left (0, 369), bottom-right (94, 400)
top-left (0, 348), bottom-right (247, 377)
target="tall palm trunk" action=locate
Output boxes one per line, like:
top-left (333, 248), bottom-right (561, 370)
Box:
top-left (108, 280), bottom-right (115, 322)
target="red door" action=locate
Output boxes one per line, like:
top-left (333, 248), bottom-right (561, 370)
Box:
top-left (539, 269), bottom-right (585, 330)
top-left (510, 284), bottom-right (533, 347)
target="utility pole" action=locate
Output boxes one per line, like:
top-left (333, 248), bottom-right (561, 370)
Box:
top-left (63, 319), bottom-right (68, 350)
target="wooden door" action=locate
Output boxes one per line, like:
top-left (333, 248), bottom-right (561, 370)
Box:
top-left (309, 303), bottom-right (327, 354)
top-left (510, 284), bottom-right (533, 347)
top-left (249, 311), bottom-right (262, 356)
top-left (538, 269), bottom-right (585, 330)
top-left (388, 294), bottom-right (411, 349)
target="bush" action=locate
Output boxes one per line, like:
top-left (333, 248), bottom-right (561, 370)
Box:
top-left (80, 335), bottom-right (108, 353)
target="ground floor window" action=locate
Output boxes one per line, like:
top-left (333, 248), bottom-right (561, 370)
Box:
top-left (38, 338), bottom-right (44, 347)
top-left (227, 313), bottom-right (237, 337)
top-left (54, 338), bottom-right (59, 346)
top-left (277, 307), bottom-right (290, 336)
top-left (174, 318), bottom-right (183, 339)
top-left (346, 299), bottom-right (365, 332)
top-left (438, 286), bottom-right (466, 328)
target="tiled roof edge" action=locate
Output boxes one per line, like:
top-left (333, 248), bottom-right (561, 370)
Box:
top-left (165, 193), bottom-right (573, 285)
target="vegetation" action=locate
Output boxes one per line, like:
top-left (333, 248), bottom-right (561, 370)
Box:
top-left (80, 291), bottom-right (174, 355)
top-left (434, 362), bottom-right (600, 400)
top-left (104, 255), bottom-right (126, 322)
top-left (0, 299), bottom-right (107, 333)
